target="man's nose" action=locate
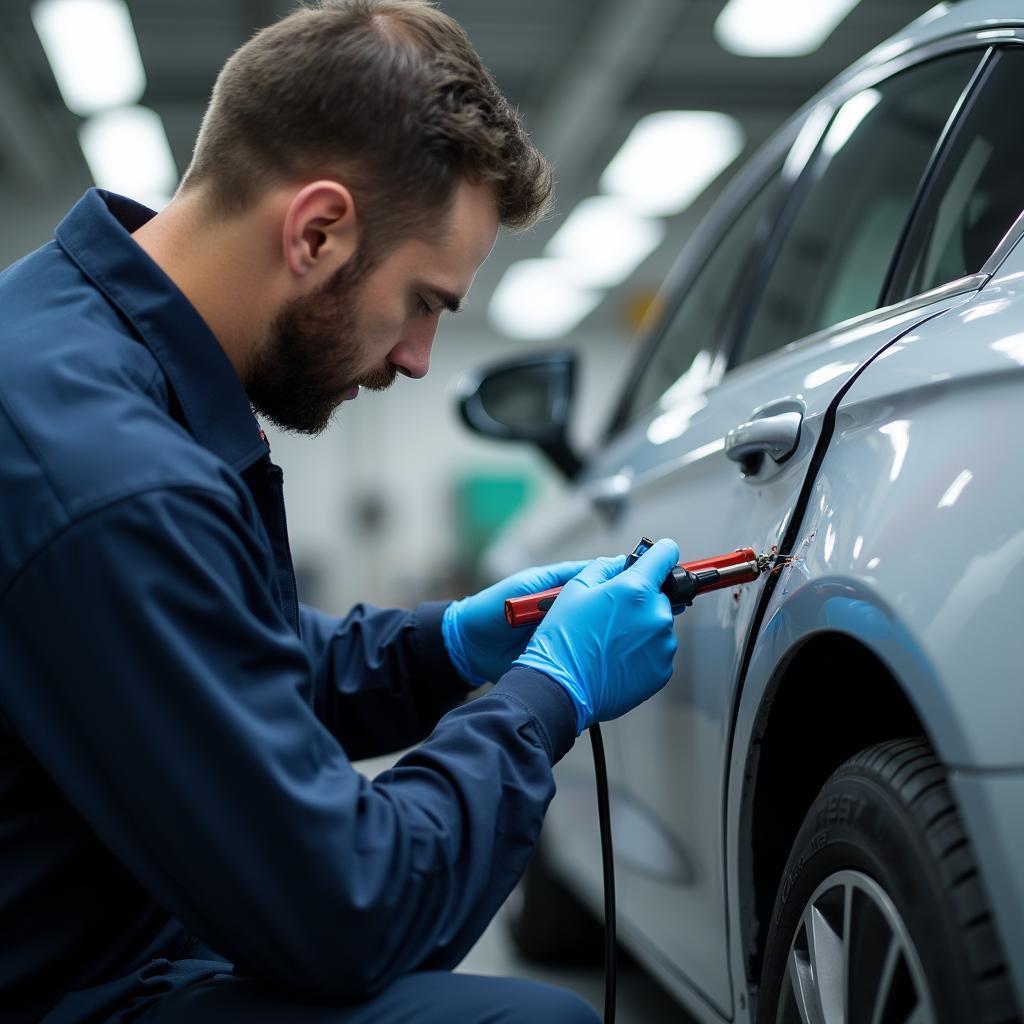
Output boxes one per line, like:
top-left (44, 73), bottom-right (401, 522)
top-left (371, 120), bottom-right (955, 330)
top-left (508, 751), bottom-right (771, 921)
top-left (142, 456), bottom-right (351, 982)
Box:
top-left (389, 321), bottom-right (437, 379)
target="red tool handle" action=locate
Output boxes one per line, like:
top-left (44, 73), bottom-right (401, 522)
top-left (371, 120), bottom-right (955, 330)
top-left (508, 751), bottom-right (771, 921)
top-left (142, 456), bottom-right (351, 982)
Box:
top-left (681, 546), bottom-right (759, 595)
top-left (504, 547), bottom-right (759, 626)
top-left (505, 585), bottom-right (563, 627)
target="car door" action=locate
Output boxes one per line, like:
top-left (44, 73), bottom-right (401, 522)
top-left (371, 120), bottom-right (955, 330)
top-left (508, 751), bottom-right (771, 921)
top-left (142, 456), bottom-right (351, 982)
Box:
top-left (513, 134), bottom-right (796, 919)
top-left (599, 47), bottom-right (990, 1016)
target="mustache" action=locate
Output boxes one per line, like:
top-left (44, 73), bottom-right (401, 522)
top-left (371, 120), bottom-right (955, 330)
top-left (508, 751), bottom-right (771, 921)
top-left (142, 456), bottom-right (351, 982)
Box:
top-left (357, 363), bottom-right (398, 392)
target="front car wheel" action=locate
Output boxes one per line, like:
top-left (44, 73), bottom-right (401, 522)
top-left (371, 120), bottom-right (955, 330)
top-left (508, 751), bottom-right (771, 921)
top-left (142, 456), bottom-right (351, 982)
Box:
top-left (758, 738), bottom-right (1020, 1024)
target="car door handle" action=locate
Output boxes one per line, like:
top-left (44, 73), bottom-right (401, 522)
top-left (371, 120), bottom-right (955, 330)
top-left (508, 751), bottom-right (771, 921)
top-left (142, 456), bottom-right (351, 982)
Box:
top-left (725, 410), bottom-right (802, 466)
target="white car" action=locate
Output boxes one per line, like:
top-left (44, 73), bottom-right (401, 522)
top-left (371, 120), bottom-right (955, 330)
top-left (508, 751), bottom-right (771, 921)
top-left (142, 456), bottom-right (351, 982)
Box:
top-left (457, 3), bottom-right (1024, 1021)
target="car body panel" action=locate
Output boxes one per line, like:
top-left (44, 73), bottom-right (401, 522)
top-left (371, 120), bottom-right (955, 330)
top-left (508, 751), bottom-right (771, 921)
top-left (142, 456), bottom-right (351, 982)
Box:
top-left (759, 252), bottom-right (1024, 771)
top-left (724, 244), bottom-right (1024, 1020)
top-left (478, 5), bottom-right (1024, 1021)
top-left (581, 295), bottom-right (987, 1017)
top-left (513, 279), bottom-right (987, 1017)
top-left (842, 1), bottom-right (1024, 78)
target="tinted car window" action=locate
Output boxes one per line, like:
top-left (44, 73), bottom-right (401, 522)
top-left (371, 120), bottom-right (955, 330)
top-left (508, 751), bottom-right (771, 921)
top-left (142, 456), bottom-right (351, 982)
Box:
top-left (622, 174), bottom-right (779, 425)
top-left (887, 48), bottom-right (1024, 302)
top-left (738, 51), bottom-right (981, 367)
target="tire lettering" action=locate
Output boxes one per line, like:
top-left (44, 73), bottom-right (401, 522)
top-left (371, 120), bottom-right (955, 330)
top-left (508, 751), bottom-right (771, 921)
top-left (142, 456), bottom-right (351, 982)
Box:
top-left (777, 830), bottom-right (829, 914)
top-left (815, 794), bottom-right (865, 830)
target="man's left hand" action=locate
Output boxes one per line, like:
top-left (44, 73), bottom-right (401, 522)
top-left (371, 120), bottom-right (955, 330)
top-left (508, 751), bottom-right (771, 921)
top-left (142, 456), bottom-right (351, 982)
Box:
top-left (441, 560), bottom-right (588, 688)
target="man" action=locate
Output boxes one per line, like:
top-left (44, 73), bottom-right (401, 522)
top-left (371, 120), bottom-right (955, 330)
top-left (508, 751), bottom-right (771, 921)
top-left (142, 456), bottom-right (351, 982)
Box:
top-left (0, 2), bottom-right (680, 1021)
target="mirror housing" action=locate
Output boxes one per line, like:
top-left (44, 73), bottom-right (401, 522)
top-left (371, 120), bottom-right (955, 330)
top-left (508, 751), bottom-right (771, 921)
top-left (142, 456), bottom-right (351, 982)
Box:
top-left (455, 350), bottom-right (583, 480)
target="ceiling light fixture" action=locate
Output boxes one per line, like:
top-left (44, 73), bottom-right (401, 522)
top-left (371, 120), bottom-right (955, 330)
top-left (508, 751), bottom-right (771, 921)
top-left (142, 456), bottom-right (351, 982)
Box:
top-left (545, 197), bottom-right (665, 288)
top-left (600, 111), bottom-right (744, 217)
top-left (714, 0), bottom-right (862, 57)
top-left (488, 260), bottom-right (602, 340)
top-left (32, 0), bottom-right (146, 116)
top-left (78, 106), bottom-right (177, 210)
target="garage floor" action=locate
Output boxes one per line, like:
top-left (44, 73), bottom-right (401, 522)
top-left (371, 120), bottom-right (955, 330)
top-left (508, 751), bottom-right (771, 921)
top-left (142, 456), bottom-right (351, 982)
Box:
top-left (460, 900), bottom-right (693, 1023)
top-left (359, 754), bottom-right (693, 1023)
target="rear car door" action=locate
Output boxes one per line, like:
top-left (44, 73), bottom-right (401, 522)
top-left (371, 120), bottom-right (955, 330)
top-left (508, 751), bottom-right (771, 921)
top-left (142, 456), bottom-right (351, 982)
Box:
top-left (600, 47), bottom-right (991, 1016)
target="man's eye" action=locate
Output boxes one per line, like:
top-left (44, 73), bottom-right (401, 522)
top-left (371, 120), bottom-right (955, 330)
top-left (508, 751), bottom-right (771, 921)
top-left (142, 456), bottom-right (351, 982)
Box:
top-left (416, 296), bottom-right (433, 317)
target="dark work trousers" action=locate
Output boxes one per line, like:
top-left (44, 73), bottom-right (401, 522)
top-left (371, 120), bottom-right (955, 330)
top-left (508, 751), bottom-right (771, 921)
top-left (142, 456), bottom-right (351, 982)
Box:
top-left (40, 956), bottom-right (601, 1024)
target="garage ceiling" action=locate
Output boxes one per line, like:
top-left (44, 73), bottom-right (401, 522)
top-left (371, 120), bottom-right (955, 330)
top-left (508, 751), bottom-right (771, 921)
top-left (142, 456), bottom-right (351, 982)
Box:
top-left (0, 0), bottom-right (938, 336)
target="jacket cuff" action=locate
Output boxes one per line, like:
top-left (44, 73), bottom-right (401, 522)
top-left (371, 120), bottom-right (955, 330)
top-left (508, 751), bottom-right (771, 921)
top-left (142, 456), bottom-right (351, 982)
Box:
top-left (490, 666), bottom-right (577, 764)
top-left (411, 600), bottom-right (470, 703)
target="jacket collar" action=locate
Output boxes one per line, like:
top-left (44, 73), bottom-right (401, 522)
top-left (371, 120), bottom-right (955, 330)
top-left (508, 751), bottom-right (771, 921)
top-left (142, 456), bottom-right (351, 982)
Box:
top-left (55, 189), bottom-right (268, 472)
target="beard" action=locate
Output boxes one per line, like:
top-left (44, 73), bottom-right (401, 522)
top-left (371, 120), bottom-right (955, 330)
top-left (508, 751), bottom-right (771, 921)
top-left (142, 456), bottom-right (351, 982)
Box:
top-left (244, 255), bottom-right (397, 436)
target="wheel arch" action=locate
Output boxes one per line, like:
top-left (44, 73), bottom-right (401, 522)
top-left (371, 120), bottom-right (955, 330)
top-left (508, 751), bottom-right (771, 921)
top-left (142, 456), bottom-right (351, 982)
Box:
top-left (736, 625), bottom-right (929, 992)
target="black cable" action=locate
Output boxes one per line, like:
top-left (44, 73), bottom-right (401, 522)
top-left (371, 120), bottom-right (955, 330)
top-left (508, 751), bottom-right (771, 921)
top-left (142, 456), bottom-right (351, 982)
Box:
top-left (589, 723), bottom-right (616, 1024)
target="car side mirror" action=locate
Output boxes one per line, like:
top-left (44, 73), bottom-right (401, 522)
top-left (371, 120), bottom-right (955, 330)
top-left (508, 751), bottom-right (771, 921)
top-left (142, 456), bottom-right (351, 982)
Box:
top-left (455, 350), bottom-right (583, 480)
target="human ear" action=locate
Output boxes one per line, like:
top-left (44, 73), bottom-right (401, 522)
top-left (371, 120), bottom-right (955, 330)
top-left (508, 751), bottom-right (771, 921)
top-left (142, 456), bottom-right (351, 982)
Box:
top-left (281, 180), bottom-right (359, 279)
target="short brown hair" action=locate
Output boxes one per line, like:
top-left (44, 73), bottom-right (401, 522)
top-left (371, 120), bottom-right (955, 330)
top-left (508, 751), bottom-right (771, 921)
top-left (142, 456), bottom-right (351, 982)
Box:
top-left (180, 0), bottom-right (553, 254)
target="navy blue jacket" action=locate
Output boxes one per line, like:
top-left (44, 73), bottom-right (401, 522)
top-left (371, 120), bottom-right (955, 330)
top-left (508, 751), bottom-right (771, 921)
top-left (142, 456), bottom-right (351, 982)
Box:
top-left (0, 190), bottom-right (576, 1022)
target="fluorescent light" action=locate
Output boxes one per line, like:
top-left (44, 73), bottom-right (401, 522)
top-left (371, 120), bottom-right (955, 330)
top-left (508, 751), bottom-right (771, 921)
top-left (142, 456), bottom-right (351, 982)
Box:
top-left (938, 470), bottom-right (972, 509)
top-left (715, 0), bottom-right (861, 57)
top-left (600, 111), bottom-right (744, 217)
top-left (992, 333), bottom-right (1024, 366)
top-left (32, 0), bottom-right (146, 116)
top-left (820, 89), bottom-right (881, 158)
top-left (489, 260), bottom-right (602, 340)
top-left (79, 106), bottom-right (178, 207)
top-left (879, 420), bottom-right (909, 482)
top-left (545, 197), bottom-right (665, 288)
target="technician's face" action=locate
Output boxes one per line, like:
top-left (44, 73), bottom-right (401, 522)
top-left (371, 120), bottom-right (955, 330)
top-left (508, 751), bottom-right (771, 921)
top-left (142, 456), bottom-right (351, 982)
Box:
top-left (246, 180), bottom-right (499, 435)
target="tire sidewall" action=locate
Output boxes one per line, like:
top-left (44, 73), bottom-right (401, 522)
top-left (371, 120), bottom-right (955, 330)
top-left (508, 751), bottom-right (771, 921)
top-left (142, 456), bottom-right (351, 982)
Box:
top-left (758, 772), bottom-right (973, 1023)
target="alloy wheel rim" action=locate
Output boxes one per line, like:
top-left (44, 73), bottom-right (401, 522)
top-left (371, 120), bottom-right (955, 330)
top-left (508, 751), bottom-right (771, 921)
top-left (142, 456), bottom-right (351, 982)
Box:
top-left (775, 868), bottom-right (936, 1024)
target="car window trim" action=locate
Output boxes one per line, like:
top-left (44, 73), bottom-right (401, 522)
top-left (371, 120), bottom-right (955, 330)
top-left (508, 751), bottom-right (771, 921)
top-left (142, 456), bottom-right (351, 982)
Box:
top-left (983, 203), bottom-right (1024, 278)
top-left (725, 271), bottom-right (987, 377)
top-left (601, 26), bottom-right (1023, 445)
top-left (601, 124), bottom-right (798, 442)
top-left (968, 43), bottom-right (1024, 278)
top-left (881, 46), bottom-right (1002, 306)
top-left (594, 273), bottom-right (985, 497)
top-left (726, 32), bottom-right (1005, 373)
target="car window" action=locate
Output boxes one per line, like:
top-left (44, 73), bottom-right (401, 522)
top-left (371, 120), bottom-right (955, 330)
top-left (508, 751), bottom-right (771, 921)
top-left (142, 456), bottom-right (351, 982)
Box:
top-left (887, 48), bottom-right (1024, 302)
top-left (737, 51), bottom-right (982, 367)
top-left (620, 173), bottom-right (780, 425)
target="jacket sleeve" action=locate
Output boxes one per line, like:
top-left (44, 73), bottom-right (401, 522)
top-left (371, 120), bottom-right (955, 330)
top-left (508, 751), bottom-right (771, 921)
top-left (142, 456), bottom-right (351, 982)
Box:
top-left (0, 484), bottom-right (577, 1001)
top-left (297, 600), bottom-right (469, 760)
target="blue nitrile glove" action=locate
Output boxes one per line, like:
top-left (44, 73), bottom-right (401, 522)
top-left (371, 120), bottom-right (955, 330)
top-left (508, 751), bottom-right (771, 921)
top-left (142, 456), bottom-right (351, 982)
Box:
top-left (441, 560), bottom-right (588, 687)
top-left (513, 538), bottom-right (681, 734)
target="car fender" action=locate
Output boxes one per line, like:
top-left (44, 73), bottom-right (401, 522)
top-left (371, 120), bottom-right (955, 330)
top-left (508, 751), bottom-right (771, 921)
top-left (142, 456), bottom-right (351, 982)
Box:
top-left (754, 287), bottom-right (1024, 771)
top-left (735, 575), bottom-right (952, 768)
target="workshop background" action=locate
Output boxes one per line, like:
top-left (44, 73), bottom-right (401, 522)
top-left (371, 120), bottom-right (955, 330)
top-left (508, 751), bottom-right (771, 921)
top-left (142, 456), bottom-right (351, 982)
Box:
top-left (0, 0), bottom-right (937, 1018)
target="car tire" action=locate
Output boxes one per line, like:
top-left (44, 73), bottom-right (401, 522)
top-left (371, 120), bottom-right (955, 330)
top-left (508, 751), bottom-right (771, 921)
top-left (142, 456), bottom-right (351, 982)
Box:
top-left (758, 737), bottom-right (1020, 1024)
top-left (506, 838), bottom-right (604, 965)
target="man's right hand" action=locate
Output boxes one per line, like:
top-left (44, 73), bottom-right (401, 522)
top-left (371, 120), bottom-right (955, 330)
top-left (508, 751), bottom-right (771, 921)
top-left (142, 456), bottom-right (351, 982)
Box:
top-left (513, 538), bottom-right (681, 734)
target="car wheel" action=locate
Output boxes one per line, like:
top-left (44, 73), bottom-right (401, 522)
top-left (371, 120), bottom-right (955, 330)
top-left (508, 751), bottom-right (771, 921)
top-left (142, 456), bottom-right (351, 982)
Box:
top-left (758, 737), bottom-right (1020, 1024)
top-left (506, 838), bottom-right (604, 965)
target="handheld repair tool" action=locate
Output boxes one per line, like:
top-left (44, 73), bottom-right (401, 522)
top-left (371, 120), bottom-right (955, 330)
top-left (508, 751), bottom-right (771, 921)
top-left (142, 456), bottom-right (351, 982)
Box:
top-left (507, 536), bottom-right (776, 1024)
top-left (505, 537), bottom-right (774, 626)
